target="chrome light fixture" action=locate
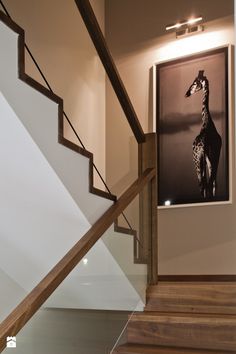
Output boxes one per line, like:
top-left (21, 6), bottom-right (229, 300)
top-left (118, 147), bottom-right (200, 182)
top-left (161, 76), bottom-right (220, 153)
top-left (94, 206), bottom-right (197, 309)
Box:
top-left (166, 16), bottom-right (204, 38)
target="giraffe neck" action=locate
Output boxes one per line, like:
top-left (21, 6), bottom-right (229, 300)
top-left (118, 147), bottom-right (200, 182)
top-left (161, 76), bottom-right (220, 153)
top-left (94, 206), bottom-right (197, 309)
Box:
top-left (201, 79), bottom-right (211, 128)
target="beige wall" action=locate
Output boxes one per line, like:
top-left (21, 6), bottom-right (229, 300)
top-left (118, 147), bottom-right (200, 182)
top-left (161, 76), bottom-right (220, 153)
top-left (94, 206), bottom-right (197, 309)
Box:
top-left (106, 1), bottom-right (236, 274)
top-left (0, 0), bottom-right (106, 189)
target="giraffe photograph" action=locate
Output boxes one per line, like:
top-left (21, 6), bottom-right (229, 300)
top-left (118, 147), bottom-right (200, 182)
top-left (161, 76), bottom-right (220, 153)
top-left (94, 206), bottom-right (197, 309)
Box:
top-left (155, 47), bottom-right (229, 207)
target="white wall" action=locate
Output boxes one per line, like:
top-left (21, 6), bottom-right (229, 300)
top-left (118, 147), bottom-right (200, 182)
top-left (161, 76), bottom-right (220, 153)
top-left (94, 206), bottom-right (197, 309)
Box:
top-left (0, 0), bottom-right (106, 189)
top-left (106, 1), bottom-right (236, 274)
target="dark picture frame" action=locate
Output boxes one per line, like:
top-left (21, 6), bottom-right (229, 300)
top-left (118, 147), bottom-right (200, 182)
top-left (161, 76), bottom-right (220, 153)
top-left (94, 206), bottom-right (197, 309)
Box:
top-left (155, 46), bottom-right (231, 207)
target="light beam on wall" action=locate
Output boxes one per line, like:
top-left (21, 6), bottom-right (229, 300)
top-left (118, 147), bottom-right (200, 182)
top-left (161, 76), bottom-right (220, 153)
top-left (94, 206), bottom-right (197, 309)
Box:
top-left (157, 29), bottom-right (229, 62)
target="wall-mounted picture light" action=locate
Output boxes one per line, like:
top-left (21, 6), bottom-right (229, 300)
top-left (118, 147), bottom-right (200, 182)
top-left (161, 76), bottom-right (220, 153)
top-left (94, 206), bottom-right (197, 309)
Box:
top-left (166, 16), bottom-right (204, 38)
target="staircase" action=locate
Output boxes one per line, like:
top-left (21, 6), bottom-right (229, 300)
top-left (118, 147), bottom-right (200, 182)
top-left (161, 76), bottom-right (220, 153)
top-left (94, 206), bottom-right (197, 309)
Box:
top-left (0, 1), bottom-right (235, 353)
top-left (114, 282), bottom-right (236, 353)
top-left (0, 8), bottom-right (147, 316)
top-left (0, 2), bottom-right (159, 349)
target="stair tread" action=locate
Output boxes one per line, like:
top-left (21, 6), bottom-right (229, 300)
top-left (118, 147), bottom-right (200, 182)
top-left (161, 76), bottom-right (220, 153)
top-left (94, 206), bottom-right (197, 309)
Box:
top-left (114, 344), bottom-right (234, 353)
top-left (122, 284), bottom-right (236, 353)
top-left (131, 311), bottom-right (236, 321)
top-left (127, 311), bottom-right (236, 351)
top-left (145, 283), bottom-right (236, 314)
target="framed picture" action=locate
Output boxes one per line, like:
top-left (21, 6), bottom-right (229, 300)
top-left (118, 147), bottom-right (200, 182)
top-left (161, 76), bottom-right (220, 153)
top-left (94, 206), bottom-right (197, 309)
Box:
top-left (154, 46), bottom-right (231, 208)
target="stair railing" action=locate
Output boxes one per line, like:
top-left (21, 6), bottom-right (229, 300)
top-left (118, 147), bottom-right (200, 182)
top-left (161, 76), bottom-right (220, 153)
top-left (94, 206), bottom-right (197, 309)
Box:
top-left (0, 0), bottom-right (158, 263)
top-left (0, 0), bottom-right (140, 244)
top-left (0, 168), bottom-right (155, 352)
top-left (0, 0), bottom-right (158, 350)
top-left (0, 0), bottom-right (158, 284)
top-left (73, 0), bottom-right (157, 269)
top-left (0, 0), bottom-right (158, 288)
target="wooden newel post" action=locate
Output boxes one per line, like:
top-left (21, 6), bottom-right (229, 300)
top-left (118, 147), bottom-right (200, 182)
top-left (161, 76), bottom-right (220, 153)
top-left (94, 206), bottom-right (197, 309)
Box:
top-left (138, 133), bottom-right (158, 285)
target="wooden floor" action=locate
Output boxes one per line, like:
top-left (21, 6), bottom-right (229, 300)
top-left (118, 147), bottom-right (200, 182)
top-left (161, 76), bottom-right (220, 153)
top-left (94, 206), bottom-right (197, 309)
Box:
top-left (113, 282), bottom-right (236, 353)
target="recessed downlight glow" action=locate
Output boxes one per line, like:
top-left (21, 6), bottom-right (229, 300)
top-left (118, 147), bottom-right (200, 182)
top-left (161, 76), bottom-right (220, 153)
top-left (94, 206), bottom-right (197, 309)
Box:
top-left (165, 200), bottom-right (171, 206)
top-left (83, 258), bottom-right (88, 265)
top-left (166, 16), bottom-right (203, 31)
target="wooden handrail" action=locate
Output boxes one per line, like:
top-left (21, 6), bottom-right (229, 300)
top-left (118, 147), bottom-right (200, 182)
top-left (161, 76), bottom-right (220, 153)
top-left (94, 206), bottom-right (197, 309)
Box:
top-left (0, 168), bottom-right (155, 352)
top-left (74, 0), bottom-right (145, 144)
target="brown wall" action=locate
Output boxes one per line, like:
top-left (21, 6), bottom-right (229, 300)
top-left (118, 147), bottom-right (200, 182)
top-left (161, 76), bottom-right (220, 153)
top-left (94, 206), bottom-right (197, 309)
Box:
top-left (105, 0), bottom-right (236, 274)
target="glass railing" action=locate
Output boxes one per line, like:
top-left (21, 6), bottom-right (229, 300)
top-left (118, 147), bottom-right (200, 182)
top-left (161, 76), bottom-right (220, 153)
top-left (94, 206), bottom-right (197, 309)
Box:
top-left (3, 307), bottom-right (132, 354)
top-left (102, 195), bottom-right (147, 304)
top-left (0, 164), bottom-right (156, 353)
top-left (2, 213), bottom-right (148, 353)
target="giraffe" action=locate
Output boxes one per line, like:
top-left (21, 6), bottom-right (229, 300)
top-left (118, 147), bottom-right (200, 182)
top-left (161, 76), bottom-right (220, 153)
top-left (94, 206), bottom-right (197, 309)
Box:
top-left (185, 70), bottom-right (222, 198)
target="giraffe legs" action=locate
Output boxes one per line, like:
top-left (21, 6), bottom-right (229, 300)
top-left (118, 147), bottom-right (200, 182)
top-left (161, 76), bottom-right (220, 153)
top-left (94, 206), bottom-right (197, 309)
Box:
top-left (207, 137), bottom-right (222, 197)
top-left (193, 146), bottom-right (208, 198)
top-left (193, 135), bottom-right (222, 199)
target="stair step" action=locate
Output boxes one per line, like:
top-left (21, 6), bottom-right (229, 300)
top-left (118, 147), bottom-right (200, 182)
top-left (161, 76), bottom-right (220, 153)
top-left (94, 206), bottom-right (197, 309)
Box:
top-left (145, 283), bottom-right (236, 314)
top-left (127, 312), bottom-right (236, 351)
top-left (113, 343), bottom-right (234, 353)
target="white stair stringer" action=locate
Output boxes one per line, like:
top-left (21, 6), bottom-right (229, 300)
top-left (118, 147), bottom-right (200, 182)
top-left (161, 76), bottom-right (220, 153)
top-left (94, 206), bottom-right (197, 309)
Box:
top-left (0, 16), bottom-right (113, 225)
top-left (0, 14), bottom-right (146, 313)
